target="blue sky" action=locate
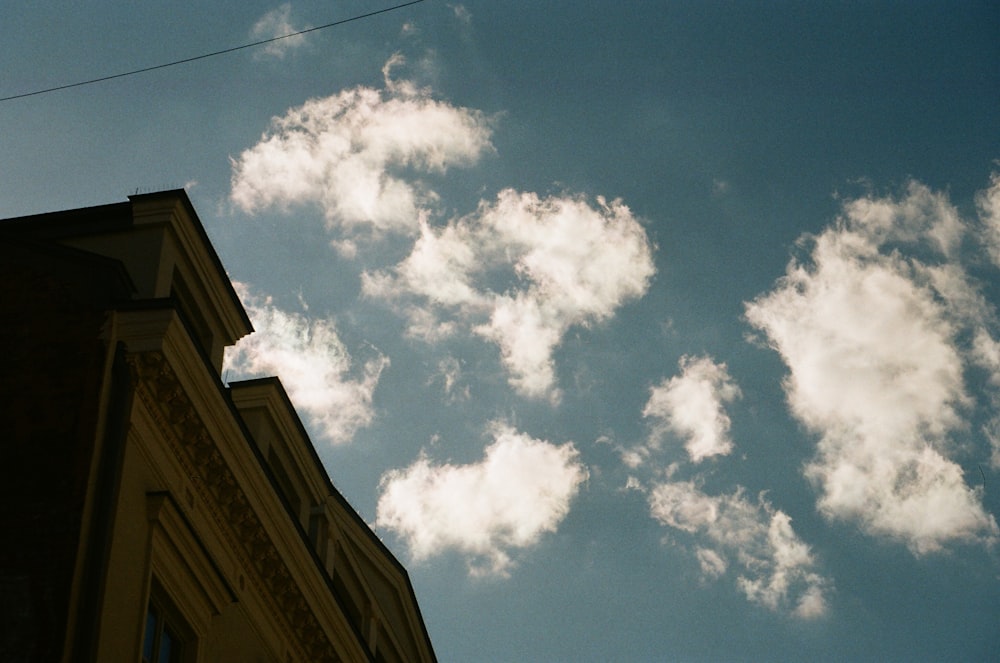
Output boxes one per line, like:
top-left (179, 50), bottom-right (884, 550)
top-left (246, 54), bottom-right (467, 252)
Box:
top-left (3, 1), bottom-right (1000, 660)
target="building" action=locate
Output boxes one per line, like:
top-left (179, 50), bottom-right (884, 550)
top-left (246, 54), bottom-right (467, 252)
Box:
top-left (0, 191), bottom-right (436, 663)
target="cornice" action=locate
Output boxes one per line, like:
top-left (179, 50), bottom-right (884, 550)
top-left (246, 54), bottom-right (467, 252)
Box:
top-left (128, 350), bottom-right (355, 662)
top-left (128, 191), bottom-right (252, 344)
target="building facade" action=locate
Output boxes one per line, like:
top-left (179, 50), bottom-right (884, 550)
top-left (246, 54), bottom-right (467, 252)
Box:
top-left (0, 191), bottom-right (436, 663)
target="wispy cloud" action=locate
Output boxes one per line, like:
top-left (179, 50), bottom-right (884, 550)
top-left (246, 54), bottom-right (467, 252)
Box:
top-left (224, 282), bottom-right (388, 444)
top-left (230, 54), bottom-right (495, 234)
top-left (449, 4), bottom-right (473, 26)
top-left (428, 356), bottom-right (470, 403)
top-left (650, 480), bottom-right (830, 619)
top-left (375, 423), bottom-right (588, 576)
top-left (643, 355), bottom-right (741, 463)
top-left (977, 171), bottom-right (1000, 269)
top-left (972, 172), bottom-right (1000, 469)
top-left (746, 178), bottom-right (1000, 554)
top-left (631, 358), bottom-right (826, 618)
top-left (364, 189), bottom-right (655, 401)
top-left (251, 4), bottom-right (309, 60)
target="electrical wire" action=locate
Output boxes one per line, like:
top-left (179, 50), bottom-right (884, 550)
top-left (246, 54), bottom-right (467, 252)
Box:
top-left (0, 0), bottom-right (425, 103)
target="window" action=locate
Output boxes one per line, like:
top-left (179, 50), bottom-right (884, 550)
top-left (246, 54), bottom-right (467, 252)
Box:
top-left (308, 505), bottom-right (329, 559)
top-left (267, 446), bottom-right (302, 520)
top-left (144, 493), bottom-right (228, 663)
top-left (141, 591), bottom-right (188, 663)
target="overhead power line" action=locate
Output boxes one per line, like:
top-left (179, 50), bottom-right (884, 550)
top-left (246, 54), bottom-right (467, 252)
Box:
top-left (0, 0), bottom-right (425, 103)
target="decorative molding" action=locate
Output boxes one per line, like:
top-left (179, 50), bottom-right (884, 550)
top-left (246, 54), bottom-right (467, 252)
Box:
top-left (129, 351), bottom-right (344, 662)
top-left (145, 491), bottom-right (236, 633)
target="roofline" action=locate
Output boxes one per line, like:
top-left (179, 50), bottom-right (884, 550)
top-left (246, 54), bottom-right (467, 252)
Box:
top-left (128, 189), bottom-right (253, 335)
top-left (227, 376), bottom-right (437, 661)
top-left (0, 190), bottom-right (253, 336)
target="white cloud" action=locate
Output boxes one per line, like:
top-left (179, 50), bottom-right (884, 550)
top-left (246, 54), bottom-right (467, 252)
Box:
top-left (450, 4), bottom-right (472, 26)
top-left (232, 58), bottom-right (653, 400)
top-left (643, 355), bottom-right (741, 463)
top-left (745, 179), bottom-right (1000, 554)
top-left (977, 171), bottom-right (1000, 267)
top-left (477, 293), bottom-right (564, 401)
top-left (429, 356), bottom-right (470, 403)
top-left (695, 546), bottom-right (727, 578)
top-left (230, 54), bottom-right (494, 234)
top-left (649, 481), bottom-right (830, 619)
top-left (224, 282), bottom-right (388, 444)
top-left (251, 4), bottom-right (308, 59)
top-left (983, 420), bottom-right (1000, 471)
top-left (712, 178), bottom-right (730, 196)
top-left (624, 475), bottom-right (645, 492)
top-left (619, 448), bottom-right (649, 470)
top-left (840, 180), bottom-right (964, 257)
top-left (363, 189), bottom-right (656, 400)
top-left (375, 423), bottom-right (588, 576)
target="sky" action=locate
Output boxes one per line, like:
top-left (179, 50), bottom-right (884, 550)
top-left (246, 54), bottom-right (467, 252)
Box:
top-left (2, 1), bottom-right (999, 660)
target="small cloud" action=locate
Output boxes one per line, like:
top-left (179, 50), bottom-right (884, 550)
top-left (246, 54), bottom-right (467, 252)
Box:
top-left (619, 447), bottom-right (648, 470)
top-left (712, 178), bottom-right (730, 196)
top-left (329, 239), bottom-right (358, 259)
top-left (659, 317), bottom-right (676, 337)
top-left (643, 355), bottom-right (742, 463)
top-left (375, 423), bottom-right (588, 576)
top-left (695, 546), bottom-right (727, 578)
top-left (450, 3), bottom-right (473, 25)
top-left (624, 476), bottom-right (645, 492)
top-left (251, 3), bottom-right (309, 59)
top-left (224, 282), bottom-right (388, 444)
top-left (649, 480), bottom-right (831, 618)
top-left (429, 356), bottom-right (470, 403)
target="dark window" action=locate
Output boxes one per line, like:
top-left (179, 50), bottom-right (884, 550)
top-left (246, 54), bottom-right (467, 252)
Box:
top-left (141, 602), bottom-right (183, 663)
top-left (267, 446), bottom-right (302, 518)
top-left (170, 271), bottom-right (214, 359)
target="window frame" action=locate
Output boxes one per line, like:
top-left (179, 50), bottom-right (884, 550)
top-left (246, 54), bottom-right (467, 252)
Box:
top-left (141, 580), bottom-right (192, 663)
top-left (142, 491), bottom-right (235, 663)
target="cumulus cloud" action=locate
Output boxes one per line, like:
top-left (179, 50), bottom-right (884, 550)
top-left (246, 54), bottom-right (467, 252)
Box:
top-left (840, 180), bottom-right (965, 257)
top-left (649, 481), bottom-right (830, 619)
top-left (363, 189), bottom-right (656, 400)
top-left (230, 54), bottom-right (494, 234)
top-left (251, 4), bottom-right (308, 59)
top-left (231, 56), bottom-right (653, 400)
top-left (375, 423), bottom-right (588, 576)
top-left (745, 178), bottom-right (1000, 554)
top-left (643, 355), bottom-right (742, 463)
top-left (224, 282), bottom-right (388, 444)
